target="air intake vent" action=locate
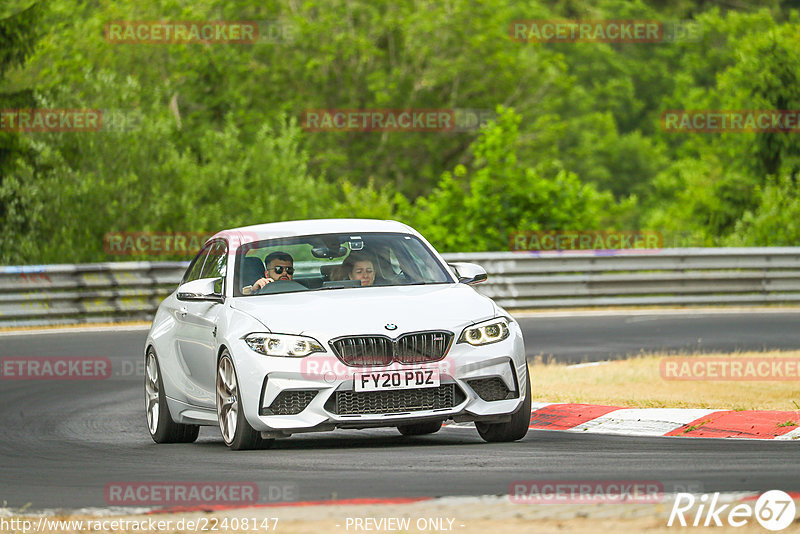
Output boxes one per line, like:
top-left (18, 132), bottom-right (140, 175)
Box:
top-left (466, 377), bottom-right (516, 402)
top-left (327, 384), bottom-right (465, 415)
top-left (261, 390), bottom-right (318, 416)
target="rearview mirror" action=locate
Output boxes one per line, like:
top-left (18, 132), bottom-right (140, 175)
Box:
top-left (311, 246), bottom-right (348, 259)
top-left (448, 262), bottom-right (488, 285)
top-left (177, 277), bottom-right (224, 302)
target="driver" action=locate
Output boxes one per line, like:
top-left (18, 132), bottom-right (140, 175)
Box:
top-left (242, 252), bottom-right (294, 295)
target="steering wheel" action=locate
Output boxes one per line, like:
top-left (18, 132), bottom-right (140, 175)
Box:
top-left (252, 280), bottom-right (279, 295)
top-left (253, 279), bottom-right (308, 295)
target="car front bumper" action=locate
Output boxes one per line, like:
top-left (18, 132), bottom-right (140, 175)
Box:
top-left (230, 328), bottom-right (528, 435)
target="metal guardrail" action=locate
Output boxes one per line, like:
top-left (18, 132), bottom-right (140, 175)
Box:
top-left (2, 248), bottom-right (800, 327)
top-left (0, 262), bottom-right (188, 327)
top-left (447, 247), bottom-right (800, 309)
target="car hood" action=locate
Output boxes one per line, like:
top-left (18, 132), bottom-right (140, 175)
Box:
top-left (230, 284), bottom-right (495, 338)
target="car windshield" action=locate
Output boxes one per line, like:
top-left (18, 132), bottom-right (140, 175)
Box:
top-left (234, 232), bottom-right (453, 296)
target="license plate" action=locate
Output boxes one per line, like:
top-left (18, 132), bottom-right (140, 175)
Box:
top-left (354, 369), bottom-right (440, 392)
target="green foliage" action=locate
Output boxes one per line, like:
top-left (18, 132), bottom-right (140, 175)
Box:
top-left (0, 1), bottom-right (45, 242)
top-left (716, 21), bottom-right (800, 178)
top-left (1, 1), bottom-right (799, 264)
top-left (642, 8), bottom-right (800, 243)
top-left (407, 108), bottom-right (613, 251)
top-left (0, 2), bottom-right (43, 77)
top-left (726, 175), bottom-right (800, 246)
top-left (1, 72), bottom-right (335, 262)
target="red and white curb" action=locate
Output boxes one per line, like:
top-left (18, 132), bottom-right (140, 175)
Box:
top-left (450, 402), bottom-right (800, 439)
top-left (524, 402), bottom-right (800, 439)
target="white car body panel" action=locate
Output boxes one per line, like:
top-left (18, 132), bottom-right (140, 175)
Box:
top-left (145, 219), bottom-right (528, 439)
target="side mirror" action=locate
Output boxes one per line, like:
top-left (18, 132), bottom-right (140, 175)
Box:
top-left (449, 262), bottom-right (488, 285)
top-left (177, 277), bottom-right (224, 302)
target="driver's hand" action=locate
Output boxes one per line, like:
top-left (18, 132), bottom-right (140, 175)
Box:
top-left (252, 277), bottom-right (275, 291)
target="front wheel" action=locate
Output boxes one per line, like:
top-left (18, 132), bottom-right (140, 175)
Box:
top-left (476, 367), bottom-right (531, 443)
top-left (145, 349), bottom-right (199, 444)
top-left (216, 350), bottom-right (274, 450)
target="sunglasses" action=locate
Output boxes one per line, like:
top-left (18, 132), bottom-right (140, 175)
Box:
top-left (270, 265), bottom-right (294, 275)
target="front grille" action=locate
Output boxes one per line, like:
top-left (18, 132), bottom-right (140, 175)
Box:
top-left (331, 331), bottom-right (453, 366)
top-left (467, 377), bottom-right (516, 401)
top-left (327, 384), bottom-right (464, 415)
top-left (261, 390), bottom-right (318, 416)
top-left (330, 336), bottom-right (395, 366)
top-left (396, 332), bottom-right (452, 363)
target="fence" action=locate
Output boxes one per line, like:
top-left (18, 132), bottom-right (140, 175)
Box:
top-left (447, 247), bottom-right (800, 308)
top-left (2, 248), bottom-right (799, 327)
top-left (0, 262), bottom-right (187, 327)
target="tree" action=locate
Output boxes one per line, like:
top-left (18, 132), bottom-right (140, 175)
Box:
top-left (407, 107), bottom-right (613, 251)
top-left (727, 174), bottom-right (800, 246)
top-left (0, 2), bottom-right (45, 260)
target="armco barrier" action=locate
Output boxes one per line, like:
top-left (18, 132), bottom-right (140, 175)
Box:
top-left (1, 248), bottom-right (800, 327)
top-left (449, 247), bottom-right (800, 309)
top-left (0, 262), bottom-right (188, 327)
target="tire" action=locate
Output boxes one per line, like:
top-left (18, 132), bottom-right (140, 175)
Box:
top-left (145, 349), bottom-right (199, 444)
top-left (476, 367), bottom-right (531, 443)
top-left (397, 420), bottom-right (443, 436)
top-left (216, 350), bottom-right (274, 451)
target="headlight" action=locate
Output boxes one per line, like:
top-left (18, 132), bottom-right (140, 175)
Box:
top-left (458, 318), bottom-right (510, 346)
top-left (244, 333), bottom-right (325, 357)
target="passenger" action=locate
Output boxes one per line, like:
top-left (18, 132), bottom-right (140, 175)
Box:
top-left (340, 251), bottom-right (377, 286)
top-left (243, 252), bottom-right (294, 294)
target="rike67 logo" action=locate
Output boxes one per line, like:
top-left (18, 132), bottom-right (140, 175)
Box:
top-left (668, 491), bottom-right (796, 531)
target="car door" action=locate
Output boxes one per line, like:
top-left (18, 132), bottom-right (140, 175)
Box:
top-left (174, 240), bottom-right (227, 409)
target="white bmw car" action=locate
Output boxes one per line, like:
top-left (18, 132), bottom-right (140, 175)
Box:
top-left (144, 219), bottom-right (530, 450)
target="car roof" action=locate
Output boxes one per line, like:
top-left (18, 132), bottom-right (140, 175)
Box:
top-left (209, 219), bottom-right (419, 245)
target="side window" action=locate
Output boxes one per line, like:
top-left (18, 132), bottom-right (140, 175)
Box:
top-left (182, 243), bottom-right (213, 284)
top-left (200, 241), bottom-right (227, 281)
top-left (405, 239), bottom-right (446, 280)
top-left (387, 248), bottom-right (401, 275)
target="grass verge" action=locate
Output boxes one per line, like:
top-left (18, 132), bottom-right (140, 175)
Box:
top-left (529, 350), bottom-right (800, 411)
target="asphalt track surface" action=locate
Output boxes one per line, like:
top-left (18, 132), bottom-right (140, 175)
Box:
top-left (520, 310), bottom-right (800, 363)
top-left (1, 311), bottom-right (799, 510)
